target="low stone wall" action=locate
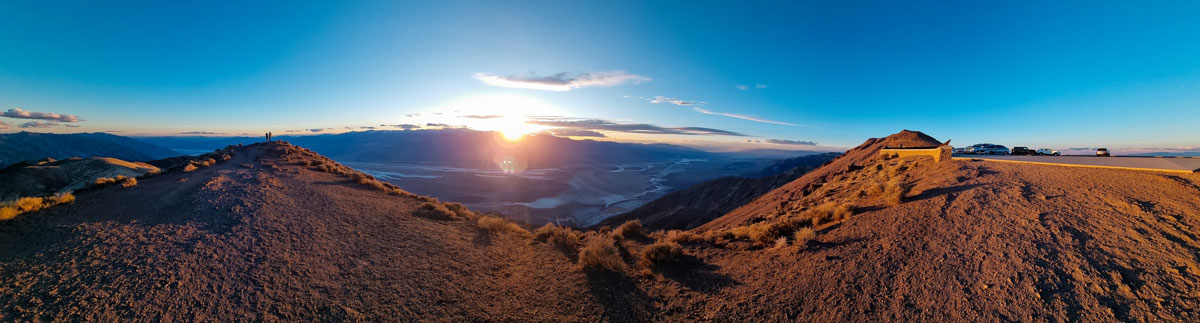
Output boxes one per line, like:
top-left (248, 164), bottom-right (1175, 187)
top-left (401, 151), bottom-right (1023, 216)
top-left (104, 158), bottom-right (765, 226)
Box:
top-left (880, 146), bottom-right (953, 162)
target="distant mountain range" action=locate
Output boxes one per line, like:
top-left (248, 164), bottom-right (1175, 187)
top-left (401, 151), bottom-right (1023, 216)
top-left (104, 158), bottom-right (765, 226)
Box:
top-left (139, 129), bottom-right (798, 169)
top-left (0, 132), bottom-right (180, 168)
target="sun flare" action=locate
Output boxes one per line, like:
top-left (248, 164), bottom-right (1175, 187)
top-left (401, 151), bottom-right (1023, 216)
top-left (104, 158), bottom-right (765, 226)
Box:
top-left (428, 93), bottom-right (560, 141)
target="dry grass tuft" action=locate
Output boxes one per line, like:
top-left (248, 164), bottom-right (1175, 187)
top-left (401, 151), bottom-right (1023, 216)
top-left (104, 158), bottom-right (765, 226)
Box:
top-left (614, 220), bottom-right (645, 238)
top-left (477, 216), bottom-right (530, 236)
top-left (183, 163), bottom-right (199, 172)
top-left (443, 202), bottom-right (477, 220)
top-left (773, 237), bottom-right (789, 249)
top-left (639, 241), bottom-right (684, 268)
top-left (414, 202), bottom-right (459, 220)
top-left (793, 228), bottom-right (816, 248)
top-left (533, 223), bottom-right (582, 247)
top-left (1, 193), bottom-right (76, 221)
top-left (884, 178), bottom-right (908, 206)
top-left (578, 236), bottom-right (625, 271)
top-left (121, 177), bottom-right (138, 188)
top-left (664, 230), bottom-right (703, 244)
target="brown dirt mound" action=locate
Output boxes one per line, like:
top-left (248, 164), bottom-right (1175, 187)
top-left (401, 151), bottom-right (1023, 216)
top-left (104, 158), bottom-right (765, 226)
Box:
top-left (700, 130), bottom-right (943, 230)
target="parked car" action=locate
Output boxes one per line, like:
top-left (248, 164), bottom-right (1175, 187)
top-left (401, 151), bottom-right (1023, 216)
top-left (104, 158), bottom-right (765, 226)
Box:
top-left (968, 143), bottom-right (1010, 155)
top-left (1036, 148), bottom-right (1061, 156)
top-left (1011, 147), bottom-right (1036, 156)
top-left (1096, 148), bottom-right (1111, 157)
top-left (952, 147), bottom-right (967, 154)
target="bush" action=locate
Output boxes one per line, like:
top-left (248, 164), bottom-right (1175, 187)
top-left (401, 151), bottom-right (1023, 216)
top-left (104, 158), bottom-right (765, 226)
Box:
top-left (578, 236), bottom-right (624, 271)
top-left (443, 202), bottom-right (476, 220)
top-left (533, 223), bottom-right (582, 247)
top-left (664, 230), bottom-right (703, 244)
top-left (884, 178), bottom-right (907, 206)
top-left (1, 193), bottom-right (76, 221)
top-left (639, 241), bottom-right (684, 268)
top-left (121, 177), bottom-right (138, 188)
top-left (794, 228), bottom-right (816, 248)
top-left (15, 197), bottom-right (44, 212)
top-left (184, 163), bottom-right (199, 172)
top-left (773, 237), bottom-right (789, 249)
top-left (414, 202), bottom-right (458, 220)
top-left (614, 220), bottom-right (644, 238)
top-left (94, 177), bottom-right (118, 186)
top-left (477, 215), bottom-right (530, 236)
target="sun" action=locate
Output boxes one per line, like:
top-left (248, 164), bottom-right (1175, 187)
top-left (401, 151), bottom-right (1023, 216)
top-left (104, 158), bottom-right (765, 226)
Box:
top-left (432, 93), bottom-right (559, 141)
top-left (498, 117), bottom-right (538, 141)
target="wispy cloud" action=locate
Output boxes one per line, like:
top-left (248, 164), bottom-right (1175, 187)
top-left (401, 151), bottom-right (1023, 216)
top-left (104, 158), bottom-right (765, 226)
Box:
top-left (0, 121), bottom-right (9, 129)
top-left (405, 113), bottom-right (420, 117)
top-left (381, 124), bottom-right (421, 130)
top-left (19, 121), bottom-right (60, 128)
top-left (3, 108), bottom-right (81, 122)
top-left (309, 128), bottom-right (331, 133)
top-left (64, 124), bottom-right (81, 128)
top-left (650, 96), bottom-right (706, 106)
top-left (474, 71), bottom-right (650, 91)
top-left (546, 128), bottom-right (607, 138)
top-left (527, 117), bottom-right (746, 137)
top-left (178, 131), bottom-right (225, 135)
top-left (766, 139), bottom-right (817, 146)
top-left (735, 85), bottom-right (749, 90)
top-left (756, 83), bottom-right (768, 89)
top-left (426, 123), bottom-right (451, 127)
top-left (460, 115), bottom-right (504, 119)
top-left (692, 107), bottom-right (807, 127)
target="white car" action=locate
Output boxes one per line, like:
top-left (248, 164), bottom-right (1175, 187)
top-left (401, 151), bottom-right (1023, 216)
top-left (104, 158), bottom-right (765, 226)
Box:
top-left (1036, 148), bottom-right (1060, 156)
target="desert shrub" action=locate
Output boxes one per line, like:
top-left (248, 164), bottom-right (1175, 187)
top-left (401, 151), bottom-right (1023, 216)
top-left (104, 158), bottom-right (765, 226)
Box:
top-left (773, 237), bottom-right (789, 249)
top-left (414, 202), bottom-right (458, 220)
top-left (639, 241), bottom-right (684, 268)
top-left (94, 177), bottom-right (118, 186)
top-left (443, 202), bottom-right (476, 220)
top-left (51, 193), bottom-right (75, 204)
top-left (15, 197), bottom-right (44, 212)
top-left (121, 177), bottom-right (138, 188)
top-left (0, 207), bottom-right (18, 221)
top-left (884, 178), bottom-right (908, 206)
top-left (614, 220), bottom-right (644, 238)
top-left (184, 163), bottom-right (199, 172)
top-left (477, 216), bottom-right (530, 236)
top-left (664, 230), bottom-right (703, 244)
top-left (0, 193), bottom-right (76, 221)
top-left (533, 223), bottom-right (583, 247)
top-left (578, 236), bottom-right (624, 271)
top-left (793, 228), bottom-right (816, 247)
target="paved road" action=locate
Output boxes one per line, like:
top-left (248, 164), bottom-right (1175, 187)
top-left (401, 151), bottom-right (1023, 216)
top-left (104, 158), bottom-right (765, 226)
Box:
top-left (952, 155), bottom-right (1200, 173)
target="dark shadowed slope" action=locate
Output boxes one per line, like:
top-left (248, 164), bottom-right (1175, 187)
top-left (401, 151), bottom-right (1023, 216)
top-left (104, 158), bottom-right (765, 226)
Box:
top-left (0, 132), bottom-right (179, 168)
top-left (598, 152), bottom-right (839, 231)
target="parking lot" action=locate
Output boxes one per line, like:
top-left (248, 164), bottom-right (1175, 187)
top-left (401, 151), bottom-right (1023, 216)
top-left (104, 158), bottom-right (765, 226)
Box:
top-left (952, 154), bottom-right (1200, 173)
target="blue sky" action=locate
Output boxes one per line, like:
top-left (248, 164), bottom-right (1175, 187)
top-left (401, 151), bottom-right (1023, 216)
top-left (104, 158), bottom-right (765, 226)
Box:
top-left (2, 1), bottom-right (1199, 151)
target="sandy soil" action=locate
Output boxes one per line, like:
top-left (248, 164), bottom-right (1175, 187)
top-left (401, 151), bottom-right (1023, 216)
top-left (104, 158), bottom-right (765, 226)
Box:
top-left (0, 143), bottom-right (609, 321)
top-left (4, 135), bottom-right (1200, 322)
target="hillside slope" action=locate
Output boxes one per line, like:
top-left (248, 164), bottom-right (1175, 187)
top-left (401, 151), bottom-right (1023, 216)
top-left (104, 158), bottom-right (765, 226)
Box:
top-left (598, 152), bottom-right (839, 231)
top-left (0, 142), bottom-right (610, 321)
top-left (0, 157), bottom-right (160, 201)
top-left (0, 132), bottom-right (179, 168)
top-left (3, 135), bottom-right (1200, 321)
